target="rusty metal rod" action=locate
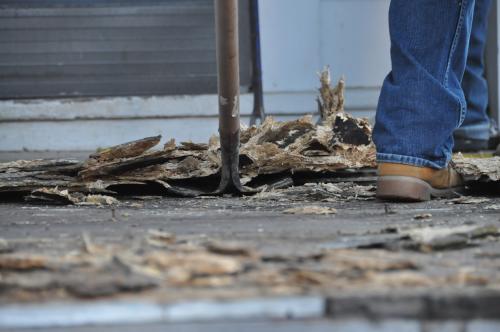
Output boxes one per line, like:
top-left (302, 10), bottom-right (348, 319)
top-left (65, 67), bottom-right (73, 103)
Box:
top-left (215, 0), bottom-right (244, 194)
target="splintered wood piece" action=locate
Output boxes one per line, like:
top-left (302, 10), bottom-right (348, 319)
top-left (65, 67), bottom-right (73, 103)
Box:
top-left (0, 173), bottom-right (74, 194)
top-left (78, 151), bottom-right (174, 180)
top-left (0, 159), bottom-right (82, 175)
top-left (318, 66), bottom-right (345, 122)
top-left (25, 188), bottom-right (80, 205)
top-left (88, 135), bottom-right (162, 163)
top-left (0, 254), bottom-right (48, 270)
top-left (453, 155), bottom-right (500, 182)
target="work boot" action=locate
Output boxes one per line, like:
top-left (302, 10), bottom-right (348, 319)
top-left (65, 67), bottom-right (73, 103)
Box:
top-left (377, 163), bottom-right (464, 202)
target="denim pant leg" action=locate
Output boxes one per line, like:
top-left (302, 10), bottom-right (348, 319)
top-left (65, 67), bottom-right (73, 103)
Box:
top-left (374, 0), bottom-right (476, 169)
top-left (456, 0), bottom-right (492, 141)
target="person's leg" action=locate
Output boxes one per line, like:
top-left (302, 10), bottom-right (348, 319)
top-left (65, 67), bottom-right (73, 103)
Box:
top-left (374, 0), bottom-right (476, 169)
top-left (454, 0), bottom-right (493, 151)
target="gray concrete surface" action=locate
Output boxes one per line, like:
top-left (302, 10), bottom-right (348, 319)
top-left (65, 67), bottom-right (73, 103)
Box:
top-left (6, 320), bottom-right (500, 332)
top-left (1, 152), bottom-right (500, 330)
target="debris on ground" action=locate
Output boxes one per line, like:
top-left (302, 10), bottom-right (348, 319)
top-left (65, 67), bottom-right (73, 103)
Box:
top-left (25, 187), bottom-right (80, 205)
top-left (2, 227), bottom-right (498, 302)
top-left (413, 213), bottom-right (432, 221)
top-left (81, 195), bottom-right (121, 206)
top-left (484, 204), bottom-right (500, 210)
top-left (1, 69), bottom-right (500, 311)
top-left (251, 182), bottom-right (376, 203)
top-left (399, 225), bottom-right (499, 252)
top-left (450, 197), bottom-right (491, 205)
top-left (0, 69), bottom-right (499, 205)
top-left (0, 239), bottom-right (12, 254)
top-left (146, 230), bottom-right (177, 247)
top-left (283, 206), bottom-right (338, 215)
top-left (0, 254), bottom-right (48, 270)
top-left (378, 225), bottom-right (500, 252)
top-left (356, 223), bottom-right (500, 253)
top-left (453, 154), bottom-right (500, 182)
top-left (0, 69), bottom-right (374, 204)
top-left (205, 241), bottom-right (257, 258)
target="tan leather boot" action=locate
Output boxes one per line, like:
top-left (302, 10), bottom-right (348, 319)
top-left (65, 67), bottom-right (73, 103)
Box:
top-left (377, 163), bottom-right (465, 202)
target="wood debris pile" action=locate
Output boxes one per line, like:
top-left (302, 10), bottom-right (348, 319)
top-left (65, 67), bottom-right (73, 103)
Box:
top-left (0, 71), bottom-right (378, 204)
top-left (1, 69), bottom-right (499, 204)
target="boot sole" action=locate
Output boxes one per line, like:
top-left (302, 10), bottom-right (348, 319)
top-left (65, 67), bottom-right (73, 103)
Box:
top-left (377, 176), bottom-right (464, 202)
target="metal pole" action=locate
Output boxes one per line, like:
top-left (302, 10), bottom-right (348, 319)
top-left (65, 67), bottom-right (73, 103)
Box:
top-left (249, 0), bottom-right (266, 126)
top-left (215, 0), bottom-right (244, 194)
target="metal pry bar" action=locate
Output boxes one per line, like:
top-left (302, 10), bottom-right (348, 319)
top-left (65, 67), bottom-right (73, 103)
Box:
top-left (214, 0), bottom-right (245, 194)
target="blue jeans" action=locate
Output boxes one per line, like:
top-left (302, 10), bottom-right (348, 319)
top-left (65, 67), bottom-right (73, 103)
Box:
top-left (457, 0), bottom-right (492, 141)
top-left (374, 0), bottom-right (491, 169)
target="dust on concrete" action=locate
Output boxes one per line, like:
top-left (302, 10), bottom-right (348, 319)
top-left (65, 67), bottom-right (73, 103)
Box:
top-left (1, 192), bottom-right (499, 304)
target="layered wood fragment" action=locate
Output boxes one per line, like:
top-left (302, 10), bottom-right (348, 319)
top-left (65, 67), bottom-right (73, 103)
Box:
top-left (87, 135), bottom-right (161, 163)
top-left (453, 154), bottom-right (500, 182)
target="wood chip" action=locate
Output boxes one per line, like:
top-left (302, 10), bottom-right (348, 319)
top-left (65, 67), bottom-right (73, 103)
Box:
top-left (366, 271), bottom-right (436, 287)
top-left (25, 187), bottom-right (79, 205)
top-left (89, 135), bottom-right (161, 163)
top-left (81, 195), bottom-right (120, 206)
top-left (147, 230), bottom-right (176, 247)
top-left (206, 241), bottom-right (255, 257)
top-left (450, 197), bottom-right (491, 205)
top-left (324, 249), bottom-right (418, 272)
top-left (0, 254), bottom-right (48, 270)
top-left (283, 206), bottom-right (338, 215)
top-left (402, 225), bottom-right (499, 251)
top-left (144, 251), bottom-right (243, 278)
top-left (414, 213), bottom-right (432, 220)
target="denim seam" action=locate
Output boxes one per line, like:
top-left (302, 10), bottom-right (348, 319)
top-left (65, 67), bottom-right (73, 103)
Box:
top-left (444, 0), bottom-right (469, 130)
top-left (444, 0), bottom-right (466, 88)
top-left (377, 153), bottom-right (448, 169)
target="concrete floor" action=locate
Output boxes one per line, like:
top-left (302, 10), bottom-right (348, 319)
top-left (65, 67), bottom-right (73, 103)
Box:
top-left (9, 319), bottom-right (500, 332)
top-left (1, 152), bottom-right (500, 331)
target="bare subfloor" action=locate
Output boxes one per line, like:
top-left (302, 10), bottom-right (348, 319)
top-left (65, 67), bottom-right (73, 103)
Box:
top-left (1, 155), bottom-right (500, 330)
top-left (1, 193), bottom-right (500, 304)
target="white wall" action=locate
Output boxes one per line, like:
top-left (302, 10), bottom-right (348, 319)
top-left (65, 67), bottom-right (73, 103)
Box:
top-left (260, 0), bottom-right (500, 124)
top-left (259, 0), bottom-right (391, 116)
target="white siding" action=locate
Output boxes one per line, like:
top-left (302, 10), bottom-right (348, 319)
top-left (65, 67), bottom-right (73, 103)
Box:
top-left (260, 0), bottom-right (391, 116)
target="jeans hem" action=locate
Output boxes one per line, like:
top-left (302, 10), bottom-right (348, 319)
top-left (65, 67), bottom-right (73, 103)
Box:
top-left (376, 153), bottom-right (448, 169)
